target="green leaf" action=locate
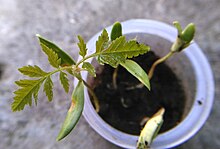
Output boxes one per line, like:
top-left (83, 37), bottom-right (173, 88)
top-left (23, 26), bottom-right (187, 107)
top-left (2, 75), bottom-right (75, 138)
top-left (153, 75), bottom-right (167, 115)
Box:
top-left (123, 40), bottom-right (150, 58)
top-left (82, 62), bottom-right (96, 77)
top-left (97, 36), bottom-right (125, 67)
top-left (40, 43), bottom-right (61, 68)
top-left (110, 21), bottom-right (122, 41)
top-left (43, 76), bottom-right (53, 101)
top-left (15, 79), bottom-right (42, 105)
top-left (18, 65), bottom-right (48, 77)
top-left (77, 35), bottom-right (87, 58)
top-left (173, 21), bottom-right (182, 35)
top-left (171, 23), bottom-right (196, 52)
top-left (56, 81), bottom-right (84, 141)
top-left (60, 71), bottom-right (69, 93)
top-left (120, 59), bottom-right (150, 90)
top-left (98, 53), bottom-right (125, 68)
top-left (96, 29), bottom-right (109, 53)
top-left (15, 79), bottom-right (40, 87)
top-left (12, 78), bottom-right (44, 111)
top-left (33, 83), bottom-right (41, 106)
top-left (180, 23), bottom-right (196, 43)
top-left (36, 34), bottom-right (75, 66)
top-left (98, 36), bottom-right (150, 68)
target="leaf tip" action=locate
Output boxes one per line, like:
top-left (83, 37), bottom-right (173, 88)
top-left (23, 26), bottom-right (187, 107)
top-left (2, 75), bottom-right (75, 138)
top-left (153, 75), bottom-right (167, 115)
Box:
top-left (36, 34), bottom-right (42, 40)
top-left (147, 84), bottom-right (151, 91)
top-left (56, 135), bottom-right (63, 141)
top-left (36, 34), bottom-right (40, 37)
top-left (11, 105), bottom-right (16, 112)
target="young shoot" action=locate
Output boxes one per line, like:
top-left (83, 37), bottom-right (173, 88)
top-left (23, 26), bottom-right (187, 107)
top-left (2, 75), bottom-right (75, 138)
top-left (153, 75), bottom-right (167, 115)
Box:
top-left (11, 21), bottom-right (196, 148)
top-left (12, 22), bottom-right (150, 141)
top-left (136, 21), bottom-right (195, 149)
top-left (148, 21), bottom-right (195, 79)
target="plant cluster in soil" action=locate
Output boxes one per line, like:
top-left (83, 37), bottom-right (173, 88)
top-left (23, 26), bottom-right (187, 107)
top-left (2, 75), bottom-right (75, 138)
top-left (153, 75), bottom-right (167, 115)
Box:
top-left (88, 51), bottom-right (186, 135)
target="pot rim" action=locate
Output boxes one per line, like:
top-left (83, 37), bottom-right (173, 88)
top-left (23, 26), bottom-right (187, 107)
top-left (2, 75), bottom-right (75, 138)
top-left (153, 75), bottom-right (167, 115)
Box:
top-left (74, 19), bottom-right (215, 149)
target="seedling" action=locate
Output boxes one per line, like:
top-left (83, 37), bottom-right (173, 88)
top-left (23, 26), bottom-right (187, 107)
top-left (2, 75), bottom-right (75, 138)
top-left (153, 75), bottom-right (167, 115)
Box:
top-left (11, 21), bottom-right (195, 148)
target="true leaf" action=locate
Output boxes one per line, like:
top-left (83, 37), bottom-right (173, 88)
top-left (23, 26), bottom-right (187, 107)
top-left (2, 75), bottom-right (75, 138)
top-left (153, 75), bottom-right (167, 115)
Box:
top-left (33, 83), bottom-right (41, 106)
top-left (36, 34), bottom-right (76, 66)
top-left (40, 43), bottom-right (61, 68)
top-left (77, 35), bottom-right (87, 58)
top-left (43, 76), bottom-right (53, 101)
top-left (120, 59), bottom-right (150, 90)
top-left (12, 78), bottom-right (44, 111)
top-left (98, 53), bottom-right (125, 68)
top-left (60, 71), bottom-right (69, 93)
top-left (98, 36), bottom-right (150, 68)
top-left (15, 79), bottom-right (42, 105)
top-left (15, 79), bottom-right (41, 87)
top-left (82, 62), bottom-right (96, 77)
top-left (123, 40), bottom-right (150, 58)
top-left (110, 22), bottom-right (122, 41)
top-left (56, 81), bottom-right (84, 141)
top-left (105, 37), bottom-right (150, 58)
top-left (18, 65), bottom-right (48, 77)
top-left (96, 29), bottom-right (109, 53)
top-left (97, 36), bottom-right (126, 67)
top-left (103, 36), bottom-right (125, 53)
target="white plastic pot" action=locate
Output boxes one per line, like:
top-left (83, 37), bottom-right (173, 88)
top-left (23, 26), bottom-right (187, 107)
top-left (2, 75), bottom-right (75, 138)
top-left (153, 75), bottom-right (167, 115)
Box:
top-left (74, 19), bottom-right (215, 149)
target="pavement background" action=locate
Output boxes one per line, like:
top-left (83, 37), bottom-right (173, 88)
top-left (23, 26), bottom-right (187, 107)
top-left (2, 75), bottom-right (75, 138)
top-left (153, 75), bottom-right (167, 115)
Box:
top-left (0, 0), bottom-right (219, 148)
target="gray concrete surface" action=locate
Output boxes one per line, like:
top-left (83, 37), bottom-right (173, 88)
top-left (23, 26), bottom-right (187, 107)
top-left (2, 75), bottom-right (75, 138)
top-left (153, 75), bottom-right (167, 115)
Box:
top-left (0, 0), bottom-right (219, 148)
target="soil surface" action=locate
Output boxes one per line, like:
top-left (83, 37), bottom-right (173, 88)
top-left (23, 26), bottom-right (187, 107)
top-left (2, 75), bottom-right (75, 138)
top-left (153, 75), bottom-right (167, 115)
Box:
top-left (89, 51), bottom-right (186, 135)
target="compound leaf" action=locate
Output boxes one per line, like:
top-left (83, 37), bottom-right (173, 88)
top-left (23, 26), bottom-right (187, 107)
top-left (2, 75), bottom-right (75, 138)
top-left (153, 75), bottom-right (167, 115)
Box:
top-left (82, 62), bottom-right (96, 77)
top-left (43, 76), bottom-right (53, 102)
top-left (124, 40), bottom-right (150, 58)
top-left (60, 71), bottom-right (69, 93)
top-left (33, 83), bottom-right (41, 106)
top-left (97, 36), bottom-right (150, 68)
top-left (96, 29), bottom-right (109, 53)
top-left (40, 43), bottom-right (61, 68)
top-left (18, 65), bottom-right (48, 77)
top-left (12, 78), bottom-right (44, 111)
top-left (15, 79), bottom-right (40, 87)
top-left (77, 35), bottom-right (87, 58)
top-left (36, 34), bottom-right (75, 66)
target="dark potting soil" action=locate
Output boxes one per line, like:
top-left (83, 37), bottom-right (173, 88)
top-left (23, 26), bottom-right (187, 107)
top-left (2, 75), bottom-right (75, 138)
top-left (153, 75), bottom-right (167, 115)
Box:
top-left (89, 51), bottom-right (186, 135)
